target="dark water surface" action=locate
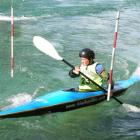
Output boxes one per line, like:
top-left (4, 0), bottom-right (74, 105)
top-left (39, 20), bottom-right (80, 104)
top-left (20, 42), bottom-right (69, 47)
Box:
top-left (0, 0), bottom-right (140, 140)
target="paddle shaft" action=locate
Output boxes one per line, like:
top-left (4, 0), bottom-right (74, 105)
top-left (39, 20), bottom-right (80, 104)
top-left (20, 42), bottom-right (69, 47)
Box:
top-left (62, 59), bottom-right (123, 104)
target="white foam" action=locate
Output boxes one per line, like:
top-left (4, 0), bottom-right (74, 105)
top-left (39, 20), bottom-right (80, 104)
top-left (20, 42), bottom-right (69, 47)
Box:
top-left (0, 15), bottom-right (36, 21)
top-left (7, 93), bottom-right (32, 106)
top-left (123, 103), bottom-right (140, 112)
top-left (1, 86), bottom-right (46, 110)
top-left (32, 86), bottom-right (45, 97)
top-left (0, 15), bottom-right (11, 21)
top-left (14, 16), bottom-right (37, 21)
top-left (1, 93), bottom-right (33, 110)
top-left (132, 66), bottom-right (140, 78)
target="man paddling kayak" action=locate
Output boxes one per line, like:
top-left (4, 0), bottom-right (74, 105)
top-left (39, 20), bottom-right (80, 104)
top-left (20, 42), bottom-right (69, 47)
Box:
top-left (69, 48), bottom-right (109, 91)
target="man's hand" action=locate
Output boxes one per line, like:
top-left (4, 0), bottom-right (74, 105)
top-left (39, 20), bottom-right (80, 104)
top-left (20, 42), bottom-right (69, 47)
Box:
top-left (73, 66), bottom-right (80, 75)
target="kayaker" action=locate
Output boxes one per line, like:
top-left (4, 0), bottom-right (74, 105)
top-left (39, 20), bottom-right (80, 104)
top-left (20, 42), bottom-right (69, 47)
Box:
top-left (69, 48), bottom-right (109, 91)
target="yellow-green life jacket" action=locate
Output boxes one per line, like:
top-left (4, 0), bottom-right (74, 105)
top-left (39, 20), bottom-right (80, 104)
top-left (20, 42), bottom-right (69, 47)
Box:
top-left (79, 62), bottom-right (103, 91)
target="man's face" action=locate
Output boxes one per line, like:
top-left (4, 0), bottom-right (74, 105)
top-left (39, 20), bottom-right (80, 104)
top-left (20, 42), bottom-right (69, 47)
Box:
top-left (81, 57), bottom-right (90, 66)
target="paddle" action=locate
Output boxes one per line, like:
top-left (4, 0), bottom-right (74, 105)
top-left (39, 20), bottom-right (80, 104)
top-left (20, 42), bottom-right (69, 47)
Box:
top-left (33, 36), bottom-right (123, 104)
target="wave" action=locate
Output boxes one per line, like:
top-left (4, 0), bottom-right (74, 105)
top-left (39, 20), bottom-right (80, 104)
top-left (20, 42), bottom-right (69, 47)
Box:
top-left (0, 15), bottom-right (37, 21)
top-left (1, 92), bottom-right (32, 110)
top-left (0, 86), bottom-right (45, 110)
top-left (123, 103), bottom-right (140, 113)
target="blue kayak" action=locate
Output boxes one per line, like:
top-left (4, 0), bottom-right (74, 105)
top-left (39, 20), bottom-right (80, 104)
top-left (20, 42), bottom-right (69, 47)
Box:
top-left (0, 67), bottom-right (140, 119)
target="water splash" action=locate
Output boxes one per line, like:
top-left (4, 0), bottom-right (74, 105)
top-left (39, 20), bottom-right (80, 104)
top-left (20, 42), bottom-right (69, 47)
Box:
top-left (1, 92), bottom-right (32, 110)
top-left (7, 93), bottom-right (32, 105)
top-left (32, 86), bottom-right (46, 98)
top-left (0, 86), bottom-right (45, 110)
top-left (0, 15), bottom-right (37, 21)
top-left (132, 66), bottom-right (140, 78)
top-left (123, 103), bottom-right (140, 112)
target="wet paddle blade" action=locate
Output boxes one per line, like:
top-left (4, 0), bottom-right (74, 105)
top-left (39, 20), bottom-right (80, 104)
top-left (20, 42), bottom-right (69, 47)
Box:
top-left (33, 36), bottom-right (63, 61)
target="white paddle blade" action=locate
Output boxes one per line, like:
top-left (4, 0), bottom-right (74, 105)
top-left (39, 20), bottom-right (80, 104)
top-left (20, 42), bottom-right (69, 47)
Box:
top-left (33, 36), bottom-right (63, 61)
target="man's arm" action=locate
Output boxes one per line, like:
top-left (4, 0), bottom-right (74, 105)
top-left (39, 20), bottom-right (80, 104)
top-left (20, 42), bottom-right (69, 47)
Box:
top-left (95, 64), bottom-right (109, 81)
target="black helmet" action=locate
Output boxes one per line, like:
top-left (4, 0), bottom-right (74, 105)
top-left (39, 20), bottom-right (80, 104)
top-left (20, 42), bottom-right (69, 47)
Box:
top-left (79, 48), bottom-right (95, 60)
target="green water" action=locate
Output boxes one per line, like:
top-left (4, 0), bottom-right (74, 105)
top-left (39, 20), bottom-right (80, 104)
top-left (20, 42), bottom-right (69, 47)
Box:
top-left (0, 0), bottom-right (140, 140)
